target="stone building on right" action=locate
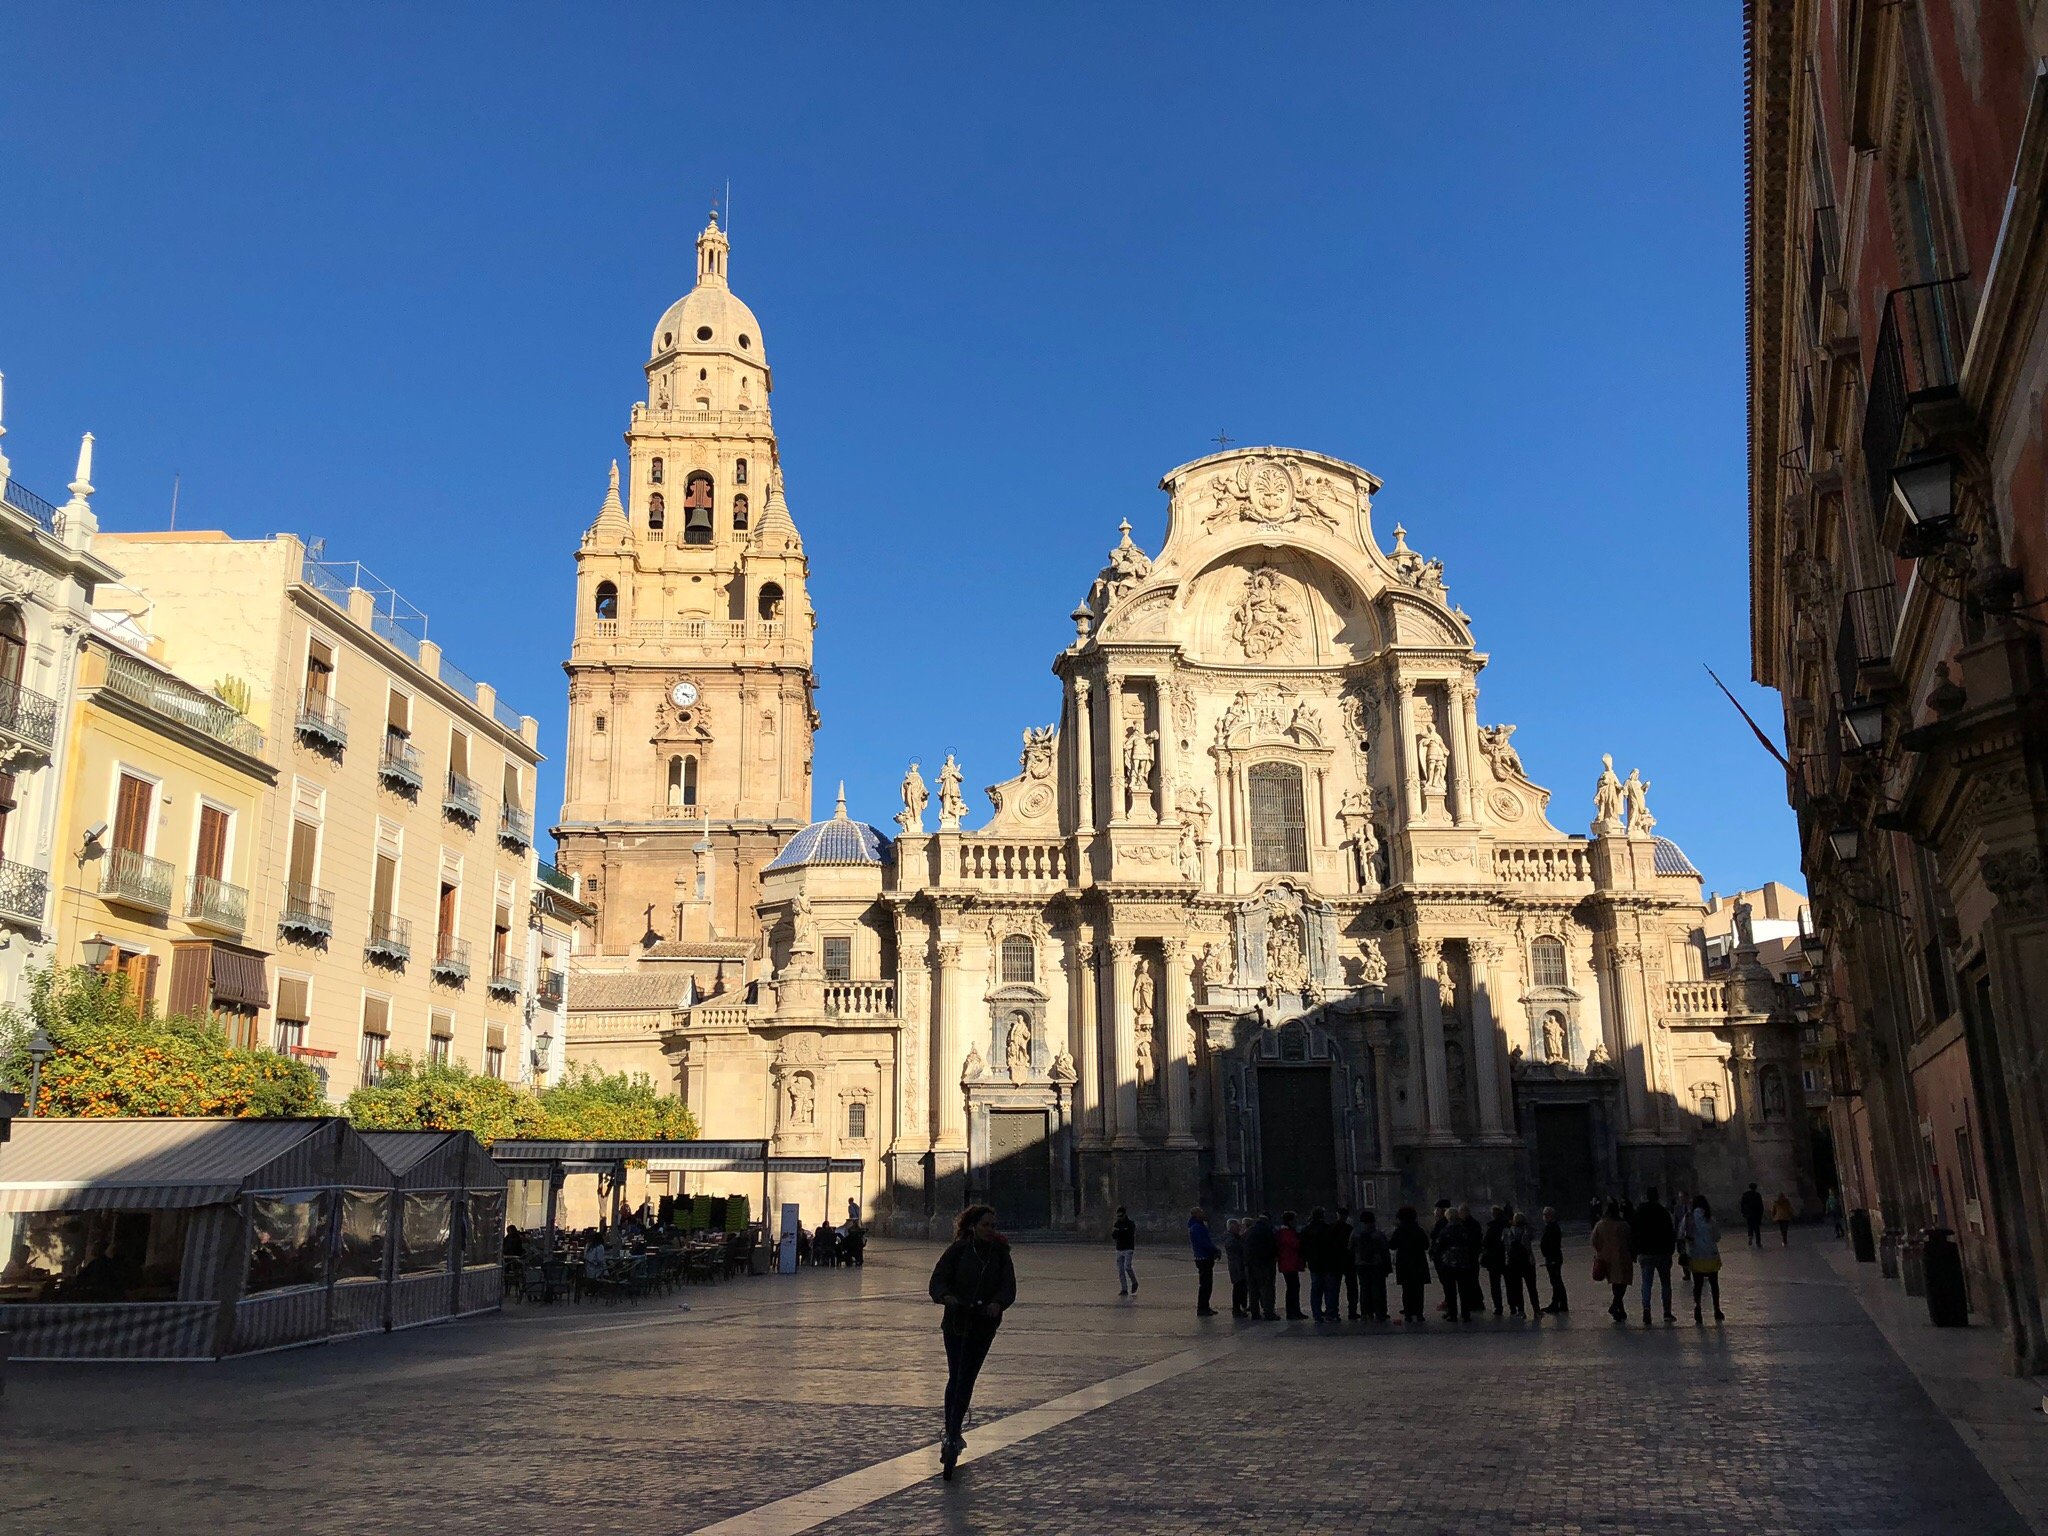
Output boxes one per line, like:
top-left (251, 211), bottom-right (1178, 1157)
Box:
top-left (1747, 0), bottom-right (2048, 1373)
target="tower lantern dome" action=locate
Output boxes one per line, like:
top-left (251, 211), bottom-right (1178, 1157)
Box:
top-left (648, 209), bottom-right (768, 372)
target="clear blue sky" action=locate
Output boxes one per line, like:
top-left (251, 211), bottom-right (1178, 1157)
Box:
top-left (0, 4), bottom-right (1797, 898)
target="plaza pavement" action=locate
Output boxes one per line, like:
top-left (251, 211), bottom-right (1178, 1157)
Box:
top-left (1, 1228), bottom-right (2033, 1535)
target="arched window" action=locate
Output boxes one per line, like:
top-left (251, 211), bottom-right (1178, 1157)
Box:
top-left (0, 607), bottom-right (26, 690)
top-left (757, 581), bottom-right (783, 621)
top-left (1247, 762), bottom-right (1308, 872)
top-left (1000, 934), bottom-right (1035, 984)
top-left (846, 1099), bottom-right (867, 1140)
top-left (683, 472), bottom-right (715, 545)
top-left (1531, 936), bottom-right (1567, 988)
top-left (646, 492), bottom-right (665, 531)
top-left (732, 493), bottom-right (750, 532)
top-left (668, 755), bottom-right (698, 810)
top-left (593, 582), bottom-right (618, 620)
top-left (734, 458), bottom-right (748, 485)
top-left (649, 457), bottom-right (664, 485)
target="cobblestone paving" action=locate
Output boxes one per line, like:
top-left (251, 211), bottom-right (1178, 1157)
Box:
top-left (1, 1232), bottom-right (2027, 1535)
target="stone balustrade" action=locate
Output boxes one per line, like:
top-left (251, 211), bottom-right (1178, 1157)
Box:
top-left (823, 980), bottom-right (895, 1017)
top-left (1491, 842), bottom-right (1591, 883)
top-left (585, 618), bottom-right (785, 645)
top-left (959, 837), bottom-right (1069, 887)
top-left (1664, 979), bottom-right (1733, 1018)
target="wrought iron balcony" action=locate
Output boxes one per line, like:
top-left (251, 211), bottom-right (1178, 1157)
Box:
top-left (280, 880), bottom-right (334, 940)
top-left (295, 689), bottom-right (349, 751)
top-left (366, 911), bottom-right (412, 965)
top-left (498, 803), bottom-right (532, 850)
top-left (1836, 581), bottom-right (1900, 705)
top-left (487, 960), bottom-right (522, 999)
top-left (0, 856), bottom-right (49, 928)
top-left (536, 967), bottom-right (565, 1008)
top-left (535, 860), bottom-right (575, 897)
top-left (1, 476), bottom-right (61, 534)
top-left (378, 733), bottom-right (423, 792)
top-left (431, 931), bottom-right (472, 984)
top-left (0, 675), bottom-right (59, 757)
top-left (102, 654), bottom-right (265, 757)
top-left (1862, 276), bottom-right (1967, 520)
top-left (100, 847), bottom-right (174, 914)
top-left (185, 873), bottom-right (248, 935)
top-left (443, 770), bottom-right (483, 825)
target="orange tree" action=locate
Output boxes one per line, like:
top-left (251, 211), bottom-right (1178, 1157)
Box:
top-left (343, 1059), bottom-right (696, 1145)
top-left (0, 965), bottom-right (323, 1118)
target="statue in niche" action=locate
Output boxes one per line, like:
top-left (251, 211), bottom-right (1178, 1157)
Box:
top-left (897, 760), bottom-right (928, 833)
top-left (1435, 956), bottom-right (1458, 1014)
top-left (1542, 1011), bottom-right (1567, 1063)
top-left (1132, 963), bottom-right (1156, 1046)
top-left (937, 753), bottom-right (967, 829)
top-left (1049, 1049), bottom-right (1077, 1083)
top-left (1353, 1076), bottom-right (1369, 1111)
top-left (1445, 1039), bottom-right (1467, 1103)
top-left (1122, 721), bottom-right (1157, 817)
top-left (1006, 1016), bottom-right (1033, 1082)
top-left (1592, 754), bottom-right (1625, 828)
top-left (1623, 768), bottom-right (1655, 834)
top-left (1358, 937), bottom-right (1389, 989)
top-left (1265, 912), bottom-right (1307, 999)
top-left (787, 1074), bottom-right (815, 1129)
top-left (1134, 1029), bottom-right (1156, 1087)
top-left (1229, 567), bottom-right (1300, 660)
top-left (961, 1042), bottom-right (985, 1083)
top-left (1337, 788), bottom-right (1380, 893)
top-left (1761, 1067), bottom-right (1788, 1119)
top-left (791, 895), bottom-right (819, 957)
top-left (1415, 705), bottom-right (1450, 798)
top-left (1195, 941), bottom-right (1232, 999)
top-left (1478, 724), bottom-right (1524, 780)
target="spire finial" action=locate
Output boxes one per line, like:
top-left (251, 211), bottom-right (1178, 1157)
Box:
top-left (70, 432), bottom-right (95, 500)
top-left (834, 782), bottom-right (848, 819)
top-left (0, 372), bottom-right (10, 484)
top-left (608, 459), bottom-right (619, 494)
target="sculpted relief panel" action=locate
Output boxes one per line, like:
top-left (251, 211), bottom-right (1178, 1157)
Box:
top-left (1178, 550), bottom-right (1378, 667)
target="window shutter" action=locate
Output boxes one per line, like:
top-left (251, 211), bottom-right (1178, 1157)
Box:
top-left (167, 943), bottom-right (209, 1018)
top-left (195, 806), bottom-right (229, 883)
top-left (289, 820), bottom-right (319, 888)
top-left (430, 1009), bottom-right (455, 1040)
top-left (362, 994), bottom-right (390, 1037)
top-left (484, 1021), bottom-right (506, 1051)
top-left (276, 975), bottom-right (310, 1023)
top-left (114, 774), bottom-right (153, 853)
top-left (373, 854), bottom-right (398, 916)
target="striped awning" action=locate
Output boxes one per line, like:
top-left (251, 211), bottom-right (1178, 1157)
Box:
top-left (0, 1117), bottom-right (326, 1212)
top-left (487, 1140), bottom-right (864, 1176)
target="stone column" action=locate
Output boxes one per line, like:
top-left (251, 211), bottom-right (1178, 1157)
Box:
top-left (1073, 677), bottom-right (1095, 834)
top-left (1150, 677), bottom-right (1172, 823)
top-left (1368, 1024), bottom-right (1397, 1166)
top-left (1604, 937), bottom-right (1654, 1133)
top-left (1414, 936), bottom-right (1451, 1139)
top-left (1448, 678), bottom-right (1478, 826)
top-left (1396, 680), bottom-right (1423, 824)
top-left (1072, 939), bottom-right (1104, 1147)
top-left (1106, 672), bottom-right (1129, 822)
top-left (1107, 938), bottom-right (1141, 1148)
top-left (1468, 938), bottom-right (1509, 1138)
top-left (934, 939), bottom-right (967, 1151)
top-left (1162, 937), bottom-right (1195, 1147)
top-left (897, 954), bottom-right (930, 1150)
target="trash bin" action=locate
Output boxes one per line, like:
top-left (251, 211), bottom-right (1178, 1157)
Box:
top-left (1879, 1230), bottom-right (1900, 1279)
top-left (1922, 1228), bottom-right (1969, 1327)
top-left (1902, 1236), bottom-right (1927, 1297)
top-left (1849, 1208), bottom-right (1876, 1263)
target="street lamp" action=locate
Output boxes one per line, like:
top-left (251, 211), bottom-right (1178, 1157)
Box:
top-left (1842, 698), bottom-right (1887, 752)
top-left (1826, 825), bottom-right (1863, 863)
top-left (78, 935), bottom-right (113, 971)
top-left (1890, 453), bottom-right (1959, 551)
top-left (532, 1028), bottom-right (553, 1081)
top-left (24, 1026), bottom-right (54, 1117)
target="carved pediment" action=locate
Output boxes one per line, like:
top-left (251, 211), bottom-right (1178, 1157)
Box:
top-left (1213, 685), bottom-right (1330, 751)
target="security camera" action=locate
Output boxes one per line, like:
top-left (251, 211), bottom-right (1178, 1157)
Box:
top-left (83, 821), bottom-right (108, 846)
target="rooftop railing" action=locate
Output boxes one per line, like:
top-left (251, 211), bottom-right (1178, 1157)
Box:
top-left (102, 653), bottom-right (264, 757)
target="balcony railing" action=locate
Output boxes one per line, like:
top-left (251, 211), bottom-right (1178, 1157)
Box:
top-left (366, 911), bottom-right (412, 964)
top-left (295, 689), bottom-right (349, 751)
top-left (185, 873), bottom-right (248, 935)
top-left (443, 770), bottom-right (483, 824)
top-left (1, 476), bottom-right (61, 534)
top-left (1836, 581), bottom-right (1899, 705)
top-left (535, 860), bottom-right (576, 898)
top-left (102, 653), bottom-right (265, 757)
top-left (536, 967), bottom-right (565, 1008)
top-left (487, 960), bottom-right (521, 998)
top-left (0, 856), bottom-right (49, 927)
top-left (100, 847), bottom-right (174, 914)
top-left (1862, 276), bottom-right (1968, 520)
top-left (280, 880), bottom-right (334, 940)
top-left (498, 804), bottom-right (532, 850)
top-left (823, 979), bottom-right (896, 1018)
top-left (378, 734), bottom-right (423, 792)
top-left (431, 932), bottom-right (472, 983)
top-left (0, 675), bottom-right (59, 755)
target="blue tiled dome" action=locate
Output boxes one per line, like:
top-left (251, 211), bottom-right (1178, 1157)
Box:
top-left (764, 790), bottom-right (892, 873)
top-left (1652, 836), bottom-right (1701, 879)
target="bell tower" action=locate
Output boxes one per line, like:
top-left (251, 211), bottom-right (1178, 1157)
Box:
top-left (556, 212), bottom-right (817, 962)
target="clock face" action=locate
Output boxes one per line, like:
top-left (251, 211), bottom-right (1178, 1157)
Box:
top-left (670, 680), bottom-right (699, 709)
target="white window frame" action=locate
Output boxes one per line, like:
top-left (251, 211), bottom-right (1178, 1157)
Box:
top-left (108, 762), bottom-right (164, 857)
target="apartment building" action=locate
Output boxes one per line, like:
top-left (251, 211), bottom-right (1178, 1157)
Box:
top-left (96, 532), bottom-right (542, 1098)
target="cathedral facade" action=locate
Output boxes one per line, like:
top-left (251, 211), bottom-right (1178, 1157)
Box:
top-left (558, 222), bottom-right (1812, 1232)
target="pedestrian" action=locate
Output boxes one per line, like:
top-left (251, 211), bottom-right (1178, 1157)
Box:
top-left (1304, 1207), bottom-right (1342, 1322)
top-left (1245, 1212), bottom-right (1279, 1320)
top-left (1672, 1191), bottom-right (1693, 1280)
top-left (1504, 1211), bottom-right (1541, 1317)
top-left (1481, 1204), bottom-right (1509, 1316)
top-left (1223, 1217), bottom-right (1249, 1318)
top-left (1276, 1210), bottom-right (1307, 1319)
top-left (1333, 1206), bottom-right (1360, 1320)
top-left (928, 1204), bottom-right (1017, 1479)
top-left (1684, 1194), bottom-right (1725, 1322)
top-left (1351, 1209), bottom-right (1392, 1321)
top-left (1591, 1199), bottom-right (1636, 1322)
top-left (1826, 1188), bottom-right (1844, 1238)
top-left (1771, 1191), bottom-right (1795, 1246)
top-left (1430, 1199), bottom-right (1455, 1317)
top-left (1111, 1205), bottom-right (1138, 1294)
top-left (1187, 1206), bottom-right (1220, 1317)
top-left (1539, 1205), bottom-right (1568, 1314)
top-left (1389, 1205), bottom-right (1432, 1322)
top-left (1588, 1193), bottom-right (1605, 1229)
top-left (1740, 1183), bottom-right (1765, 1248)
top-left (1433, 1203), bottom-right (1483, 1321)
top-left (1632, 1186), bottom-right (1677, 1325)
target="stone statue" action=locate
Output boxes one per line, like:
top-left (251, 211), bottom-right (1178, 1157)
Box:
top-left (1337, 788), bottom-right (1381, 893)
top-left (1542, 1011), bottom-right (1567, 1062)
top-left (937, 753), bottom-right (967, 829)
top-left (1020, 725), bottom-right (1056, 781)
top-left (1352, 1076), bottom-right (1369, 1111)
top-left (1358, 937), bottom-right (1389, 989)
top-left (1006, 1016), bottom-right (1032, 1081)
top-left (1049, 1049), bottom-right (1077, 1083)
top-left (1435, 957), bottom-right (1458, 1013)
top-left (1762, 1068), bottom-right (1788, 1118)
top-left (1445, 1039), bottom-right (1467, 1101)
top-left (1734, 899), bottom-right (1756, 952)
top-left (1586, 1041), bottom-right (1611, 1070)
top-left (1122, 721), bottom-right (1157, 818)
top-left (897, 760), bottom-right (928, 833)
top-left (791, 894), bottom-right (819, 957)
top-left (1134, 1029), bottom-right (1155, 1086)
top-left (1477, 723), bottom-right (1524, 780)
top-left (787, 1074), bottom-right (814, 1128)
top-left (1088, 519), bottom-right (1154, 613)
top-left (1132, 963), bottom-right (1156, 1038)
top-left (1264, 912), bottom-right (1307, 998)
top-left (1415, 711), bottom-right (1450, 798)
top-left (1229, 567), bottom-right (1300, 660)
top-left (1195, 941), bottom-right (1233, 998)
top-left (1622, 768), bottom-right (1654, 834)
top-left (961, 1042), bottom-right (985, 1082)
top-left (1592, 753), bottom-right (1625, 829)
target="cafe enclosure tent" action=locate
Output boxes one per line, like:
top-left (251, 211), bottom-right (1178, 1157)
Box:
top-left (356, 1129), bottom-right (505, 1329)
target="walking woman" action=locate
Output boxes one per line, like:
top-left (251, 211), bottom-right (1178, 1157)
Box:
top-left (1591, 1199), bottom-right (1636, 1322)
top-left (1771, 1191), bottom-right (1795, 1246)
top-left (1684, 1194), bottom-right (1725, 1322)
top-left (928, 1204), bottom-right (1017, 1478)
top-left (1388, 1205), bottom-right (1433, 1322)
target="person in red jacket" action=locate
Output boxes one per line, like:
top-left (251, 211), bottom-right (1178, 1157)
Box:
top-left (1275, 1210), bottom-right (1306, 1319)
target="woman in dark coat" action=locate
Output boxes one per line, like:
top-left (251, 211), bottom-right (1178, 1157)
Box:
top-left (1388, 1206), bottom-right (1434, 1323)
top-left (928, 1204), bottom-right (1017, 1477)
